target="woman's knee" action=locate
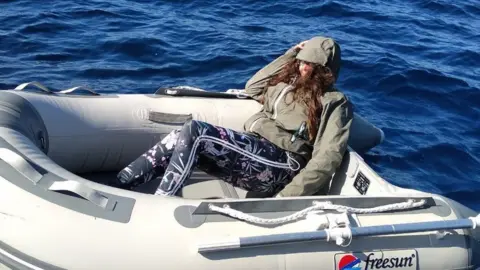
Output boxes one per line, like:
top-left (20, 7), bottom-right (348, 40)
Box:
top-left (179, 120), bottom-right (205, 139)
top-left (181, 119), bottom-right (202, 129)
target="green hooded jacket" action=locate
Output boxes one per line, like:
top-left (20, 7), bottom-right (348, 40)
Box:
top-left (243, 36), bottom-right (353, 197)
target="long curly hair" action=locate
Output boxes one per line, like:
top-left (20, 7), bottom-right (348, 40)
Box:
top-left (266, 59), bottom-right (335, 141)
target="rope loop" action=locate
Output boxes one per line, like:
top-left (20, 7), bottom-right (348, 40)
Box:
top-left (208, 199), bottom-right (427, 225)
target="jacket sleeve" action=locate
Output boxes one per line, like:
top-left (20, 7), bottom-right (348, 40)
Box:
top-left (244, 46), bottom-right (298, 102)
top-left (277, 96), bottom-right (353, 197)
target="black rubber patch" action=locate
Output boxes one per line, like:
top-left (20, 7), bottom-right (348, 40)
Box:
top-left (148, 111), bottom-right (192, 125)
top-left (354, 171), bottom-right (370, 195)
top-left (155, 87), bottom-right (251, 99)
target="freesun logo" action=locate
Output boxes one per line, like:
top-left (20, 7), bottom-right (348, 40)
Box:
top-left (337, 252), bottom-right (416, 270)
top-left (338, 255), bottom-right (362, 270)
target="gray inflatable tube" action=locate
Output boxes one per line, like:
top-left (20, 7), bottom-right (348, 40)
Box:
top-left (6, 85), bottom-right (475, 270)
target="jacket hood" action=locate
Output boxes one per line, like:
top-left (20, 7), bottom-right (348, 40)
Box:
top-left (295, 36), bottom-right (341, 81)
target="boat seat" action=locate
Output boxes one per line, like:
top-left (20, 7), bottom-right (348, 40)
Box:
top-left (178, 170), bottom-right (249, 199)
top-left (123, 169), bottom-right (250, 199)
top-left (180, 170), bottom-right (330, 199)
top-left (79, 169), bottom-right (249, 199)
top-left (79, 166), bottom-right (333, 199)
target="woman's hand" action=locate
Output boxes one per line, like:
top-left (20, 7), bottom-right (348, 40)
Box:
top-left (294, 40), bottom-right (308, 51)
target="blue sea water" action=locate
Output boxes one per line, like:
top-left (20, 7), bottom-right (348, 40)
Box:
top-left (0, 1), bottom-right (479, 209)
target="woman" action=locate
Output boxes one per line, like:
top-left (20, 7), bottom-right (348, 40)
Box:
top-left (114, 36), bottom-right (353, 197)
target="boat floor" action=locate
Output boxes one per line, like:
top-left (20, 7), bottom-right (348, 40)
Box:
top-left (78, 170), bottom-right (250, 199)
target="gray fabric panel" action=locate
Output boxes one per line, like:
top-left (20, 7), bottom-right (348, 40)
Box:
top-left (148, 111), bottom-right (192, 125)
top-left (194, 196), bottom-right (438, 215)
top-left (173, 196), bottom-right (445, 228)
top-left (178, 170), bottom-right (247, 199)
top-left (0, 241), bottom-right (65, 270)
top-left (174, 205), bottom-right (207, 229)
top-left (41, 177), bottom-right (112, 211)
top-left (0, 91), bottom-right (49, 154)
top-left (0, 138), bottom-right (135, 223)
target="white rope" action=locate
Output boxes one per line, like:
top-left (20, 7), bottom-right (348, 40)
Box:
top-left (312, 199), bottom-right (427, 214)
top-left (172, 85), bottom-right (206, 91)
top-left (225, 89), bottom-right (244, 94)
top-left (208, 203), bottom-right (324, 225)
top-left (225, 88), bottom-right (250, 98)
top-left (208, 199), bottom-right (426, 225)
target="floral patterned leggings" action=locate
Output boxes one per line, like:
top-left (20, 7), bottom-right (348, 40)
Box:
top-left (116, 120), bottom-right (305, 196)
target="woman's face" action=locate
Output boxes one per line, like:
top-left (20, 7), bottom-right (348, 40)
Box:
top-left (298, 60), bottom-right (315, 78)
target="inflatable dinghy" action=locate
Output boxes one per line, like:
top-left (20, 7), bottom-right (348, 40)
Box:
top-left (0, 82), bottom-right (479, 270)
